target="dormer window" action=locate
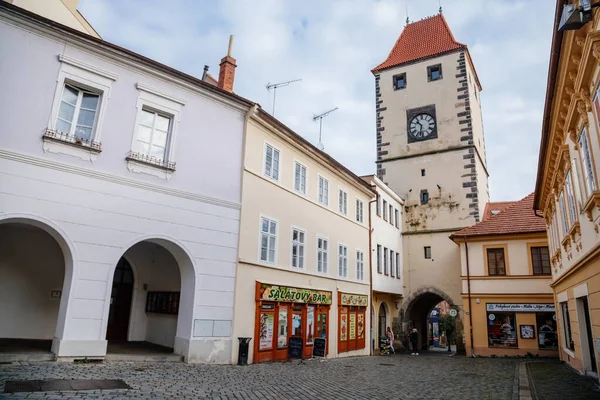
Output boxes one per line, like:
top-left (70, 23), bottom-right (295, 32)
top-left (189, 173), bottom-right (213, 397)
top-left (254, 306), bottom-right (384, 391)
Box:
top-left (393, 73), bottom-right (406, 90)
top-left (428, 64), bottom-right (442, 81)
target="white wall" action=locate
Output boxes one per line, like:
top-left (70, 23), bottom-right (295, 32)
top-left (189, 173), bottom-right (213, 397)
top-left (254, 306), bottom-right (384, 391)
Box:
top-left (0, 224), bottom-right (65, 339)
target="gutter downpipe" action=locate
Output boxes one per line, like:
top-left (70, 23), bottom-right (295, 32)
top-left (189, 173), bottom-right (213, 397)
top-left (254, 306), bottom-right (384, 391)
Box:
top-left (464, 237), bottom-right (475, 357)
top-left (368, 187), bottom-right (379, 355)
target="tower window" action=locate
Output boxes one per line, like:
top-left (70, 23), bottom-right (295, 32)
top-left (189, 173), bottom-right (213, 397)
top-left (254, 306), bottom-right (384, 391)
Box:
top-left (424, 246), bottom-right (432, 259)
top-left (421, 169), bottom-right (426, 177)
top-left (420, 189), bottom-right (429, 205)
top-left (427, 64), bottom-right (442, 81)
top-left (393, 73), bottom-right (406, 90)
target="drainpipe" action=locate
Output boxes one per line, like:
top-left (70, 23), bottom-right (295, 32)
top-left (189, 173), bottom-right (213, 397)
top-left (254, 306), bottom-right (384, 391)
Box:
top-left (464, 237), bottom-right (475, 357)
top-left (368, 187), bottom-right (379, 355)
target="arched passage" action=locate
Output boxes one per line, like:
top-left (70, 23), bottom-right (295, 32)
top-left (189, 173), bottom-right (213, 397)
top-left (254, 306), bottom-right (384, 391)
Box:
top-left (378, 302), bottom-right (390, 342)
top-left (104, 236), bottom-right (196, 358)
top-left (0, 215), bottom-right (75, 358)
top-left (401, 287), bottom-right (458, 351)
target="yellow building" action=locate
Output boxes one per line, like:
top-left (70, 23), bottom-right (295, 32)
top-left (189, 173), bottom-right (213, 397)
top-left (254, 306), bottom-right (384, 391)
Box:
top-left (231, 107), bottom-right (375, 363)
top-left (451, 195), bottom-right (557, 357)
top-left (534, 0), bottom-right (600, 380)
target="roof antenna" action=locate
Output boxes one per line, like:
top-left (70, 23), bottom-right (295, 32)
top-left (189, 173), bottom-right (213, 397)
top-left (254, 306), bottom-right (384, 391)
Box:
top-left (405, 2), bottom-right (410, 25)
top-left (313, 107), bottom-right (338, 151)
top-left (266, 79), bottom-right (302, 117)
top-left (439, 0), bottom-right (443, 13)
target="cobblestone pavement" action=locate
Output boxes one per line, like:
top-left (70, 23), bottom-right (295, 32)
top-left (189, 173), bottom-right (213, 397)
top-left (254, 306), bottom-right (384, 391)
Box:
top-left (1, 353), bottom-right (521, 399)
top-left (527, 361), bottom-right (600, 400)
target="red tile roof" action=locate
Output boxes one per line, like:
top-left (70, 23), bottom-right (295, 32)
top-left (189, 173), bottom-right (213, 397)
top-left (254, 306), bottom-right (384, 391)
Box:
top-left (482, 201), bottom-right (515, 221)
top-left (450, 194), bottom-right (546, 239)
top-left (372, 14), bottom-right (466, 72)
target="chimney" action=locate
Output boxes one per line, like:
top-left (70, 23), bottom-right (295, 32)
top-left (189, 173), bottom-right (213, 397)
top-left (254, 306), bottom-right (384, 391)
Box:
top-left (218, 35), bottom-right (237, 93)
top-left (202, 65), bottom-right (209, 80)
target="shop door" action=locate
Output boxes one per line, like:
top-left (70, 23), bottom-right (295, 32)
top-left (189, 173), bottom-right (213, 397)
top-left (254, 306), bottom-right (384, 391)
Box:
top-left (378, 312), bottom-right (386, 342)
top-left (316, 306), bottom-right (328, 355)
top-left (582, 297), bottom-right (597, 373)
top-left (106, 258), bottom-right (134, 341)
top-left (348, 307), bottom-right (357, 352)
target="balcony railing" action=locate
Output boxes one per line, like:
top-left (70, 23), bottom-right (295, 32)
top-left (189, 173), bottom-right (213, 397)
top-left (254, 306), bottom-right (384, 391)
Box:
top-left (126, 151), bottom-right (176, 171)
top-left (43, 129), bottom-right (102, 152)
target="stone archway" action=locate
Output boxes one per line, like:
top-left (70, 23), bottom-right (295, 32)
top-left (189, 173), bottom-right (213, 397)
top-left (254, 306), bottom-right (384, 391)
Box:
top-left (400, 286), bottom-right (460, 351)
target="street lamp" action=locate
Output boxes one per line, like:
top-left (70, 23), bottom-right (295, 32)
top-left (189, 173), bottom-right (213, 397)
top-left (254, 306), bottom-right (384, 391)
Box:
top-left (558, 0), bottom-right (596, 32)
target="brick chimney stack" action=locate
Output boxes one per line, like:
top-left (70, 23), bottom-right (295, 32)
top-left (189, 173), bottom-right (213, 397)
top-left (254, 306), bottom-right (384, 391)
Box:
top-left (218, 35), bottom-right (237, 93)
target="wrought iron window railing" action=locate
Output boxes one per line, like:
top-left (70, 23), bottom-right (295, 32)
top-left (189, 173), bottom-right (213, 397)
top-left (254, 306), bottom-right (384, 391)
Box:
top-left (43, 129), bottom-right (102, 152)
top-left (126, 151), bottom-right (176, 171)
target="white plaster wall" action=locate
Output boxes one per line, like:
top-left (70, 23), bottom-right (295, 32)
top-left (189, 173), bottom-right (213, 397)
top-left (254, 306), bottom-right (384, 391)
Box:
top-left (0, 224), bottom-right (64, 339)
top-left (0, 16), bottom-right (247, 362)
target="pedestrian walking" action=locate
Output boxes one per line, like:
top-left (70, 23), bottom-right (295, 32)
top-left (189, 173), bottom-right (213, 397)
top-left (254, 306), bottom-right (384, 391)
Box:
top-left (410, 327), bottom-right (419, 355)
top-left (386, 327), bottom-right (395, 354)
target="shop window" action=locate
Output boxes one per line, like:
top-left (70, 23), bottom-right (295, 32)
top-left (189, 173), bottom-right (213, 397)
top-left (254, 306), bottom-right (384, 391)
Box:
top-left (531, 246), bottom-right (551, 275)
top-left (424, 246), bottom-right (431, 259)
top-left (292, 310), bottom-right (302, 337)
top-left (259, 307), bottom-right (275, 351)
top-left (317, 309), bottom-right (327, 340)
top-left (486, 248), bottom-right (506, 276)
top-left (277, 307), bottom-right (288, 349)
top-left (560, 301), bottom-right (574, 351)
top-left (306, 306), bottom-right (315, 345)
top-left (487, 312), bottom-right (517, 348)
top-left (536, 312), bottom-right (557, 350)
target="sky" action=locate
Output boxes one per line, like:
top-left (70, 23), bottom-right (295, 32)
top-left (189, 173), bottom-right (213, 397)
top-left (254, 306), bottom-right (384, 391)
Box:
top-left (79, 0), bottom-right (557, 202)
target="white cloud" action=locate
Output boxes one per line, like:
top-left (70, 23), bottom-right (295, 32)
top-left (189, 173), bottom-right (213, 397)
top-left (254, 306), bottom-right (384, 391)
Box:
top-left (80, 0), bottom-right (556, 202)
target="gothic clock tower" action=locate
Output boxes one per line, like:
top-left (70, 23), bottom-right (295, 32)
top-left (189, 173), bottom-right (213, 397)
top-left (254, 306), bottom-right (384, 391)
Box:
top-left (372, 13), bottom-right (489, 348)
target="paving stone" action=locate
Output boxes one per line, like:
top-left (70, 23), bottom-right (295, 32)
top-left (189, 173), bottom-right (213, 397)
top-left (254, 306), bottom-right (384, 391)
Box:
top-left (527, 361), bottom-right (600, 400)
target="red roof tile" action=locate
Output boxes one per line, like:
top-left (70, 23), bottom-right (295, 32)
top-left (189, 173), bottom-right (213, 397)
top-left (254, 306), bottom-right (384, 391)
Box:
top-left (482, 201), bottom-right (515, 221)
top-left (451, 194), bottom-right (546, 238)
top-left (372, 14), bottom-right (466, 72)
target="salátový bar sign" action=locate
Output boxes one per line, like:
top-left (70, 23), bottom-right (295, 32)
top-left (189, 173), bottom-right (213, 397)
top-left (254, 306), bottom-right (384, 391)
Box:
top-left (260, 284), bottom-right (332, 305)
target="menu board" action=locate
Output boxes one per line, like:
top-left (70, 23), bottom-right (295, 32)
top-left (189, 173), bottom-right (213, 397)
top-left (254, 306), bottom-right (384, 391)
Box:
top-left (259, 313), bottom-right (274, 350)
top-left (288, 337), bottom-right (303, 359)
top-left (349, 313), bottom-right (356, 340)
top-left (313, 338), bottom-right (326, 357)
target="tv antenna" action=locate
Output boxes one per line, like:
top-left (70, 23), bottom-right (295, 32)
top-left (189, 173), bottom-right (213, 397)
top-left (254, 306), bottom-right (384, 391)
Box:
top-left (266, 78), bottom-right (302, 116)
top-left (313, 107), bottom-right (338, 151)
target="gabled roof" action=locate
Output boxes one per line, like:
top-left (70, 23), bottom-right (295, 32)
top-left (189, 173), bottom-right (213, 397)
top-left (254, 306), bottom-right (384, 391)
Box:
top-left (372, 13), bottom-right (466, 72)
top-left (482, 201), bottom-right (515, 221)
top-left (450, 194), bottom-right (546, 239)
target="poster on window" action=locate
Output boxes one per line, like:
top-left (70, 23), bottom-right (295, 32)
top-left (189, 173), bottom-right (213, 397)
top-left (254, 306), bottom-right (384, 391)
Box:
top-left (520, 324), bottom-right (535, 339)
top-left (349, 313), bottom-right (356, 340)
top-left (357, 313), bottom-right (364, 339)
top-left (259, 313), bottom-right (274, 350)
top-left (306, 306), bottom-right (315, 345)
top-left (340, 313), bottom-right (348, 341)
top-left (277, 308), bottom-right (288, 349)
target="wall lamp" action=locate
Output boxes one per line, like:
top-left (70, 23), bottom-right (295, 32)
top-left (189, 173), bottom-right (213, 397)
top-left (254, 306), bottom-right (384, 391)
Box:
top-left (558, 0), bottom-right (598, 31)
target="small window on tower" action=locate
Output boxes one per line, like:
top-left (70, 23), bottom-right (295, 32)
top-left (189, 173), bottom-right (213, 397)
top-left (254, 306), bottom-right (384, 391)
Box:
top-left (420, 189), bottom-right (429, 205)
top-left (393, 73), bottom-right (406, 90)
top-left (428, 64), bottom-right (442, 81)
top-left (424, 246), bottom-right (432, 259)
top-left (421, 169), bottom-right (426, 177)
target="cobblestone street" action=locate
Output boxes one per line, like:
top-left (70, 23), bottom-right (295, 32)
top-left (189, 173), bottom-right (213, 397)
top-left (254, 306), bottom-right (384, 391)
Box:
top-left (1, 353), bottom-right (598, 399)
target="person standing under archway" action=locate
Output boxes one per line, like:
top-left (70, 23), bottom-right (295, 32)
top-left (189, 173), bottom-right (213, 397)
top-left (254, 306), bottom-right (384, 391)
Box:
top-left (386, 327), bottom-right (395, 354)
top-left (410, 328), bottom-right (419, 355)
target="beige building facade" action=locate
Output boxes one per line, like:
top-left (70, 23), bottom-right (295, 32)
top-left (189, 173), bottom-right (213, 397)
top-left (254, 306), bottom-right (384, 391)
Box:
top-left (232, 108), bottom-right (374, 363)
top-left (362, 175), bottom-right (403, 350)
top-left (534, 0), bottom-right (600, 380)
top-left (372, 13), bottom-right (489, 350)
top-left (3, 0), bottom-right (100, 38)
top-left (451, 195), bottom-right (556, 357)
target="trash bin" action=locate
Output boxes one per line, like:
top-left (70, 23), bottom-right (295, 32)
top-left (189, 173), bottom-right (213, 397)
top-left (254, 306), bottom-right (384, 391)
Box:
top-left (238, 337), bottom-right (252, 365)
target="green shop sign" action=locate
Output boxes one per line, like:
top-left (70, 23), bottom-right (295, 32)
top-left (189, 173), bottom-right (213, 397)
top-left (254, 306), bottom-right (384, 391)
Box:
top-left (260, 284), bottom-right (332, 305)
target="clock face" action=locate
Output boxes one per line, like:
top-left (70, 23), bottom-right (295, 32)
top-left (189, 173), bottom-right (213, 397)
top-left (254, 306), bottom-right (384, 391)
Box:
top-left (409, 113), bottom-right (436, 140)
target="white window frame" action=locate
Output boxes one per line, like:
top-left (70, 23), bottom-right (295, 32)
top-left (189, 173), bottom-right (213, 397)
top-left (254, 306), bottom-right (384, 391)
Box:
top-left (395, 252), bottom-right (401, 279)
top-left (565, 171), bottom-right (578, 224)
top-left (338, 243), bottom-right (348, 278)
top-left (259, 215), bottom-right (278, 265)
top-left (128, 83), bottom-right (185, 179)
top-left (338, 188), bottom-right (348, 215)
top-left (263, 141), bottom-right (281, 182)
top-left (290, 226), bottom-right (306, 270)
top-left (390, 250), bottom-right (395, 277)
top-left (316, 235), bottom-right (329, 275)
top-left (318, 174), bottom-right (329, 206)
top-left (384, 247), bottom-right (389, 275)
top-left (559, 191), bottom-right (569, 234)
top-left (294, 160), bottom-right (307, 196)
top-left (356, 249), bottom-right (364, 281)
top-left (356, 199), bottom-right (364, 223)
top-left (383, 199), bottom-right (388, 221)
top-left (579, 127), bottom-right (597, 197)
top-left (46, 55), bottom-right (117, 161)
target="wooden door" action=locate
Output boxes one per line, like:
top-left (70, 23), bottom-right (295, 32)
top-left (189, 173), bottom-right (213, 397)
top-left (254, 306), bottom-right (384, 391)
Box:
top-left (106, 258), bottom-right (134, 341)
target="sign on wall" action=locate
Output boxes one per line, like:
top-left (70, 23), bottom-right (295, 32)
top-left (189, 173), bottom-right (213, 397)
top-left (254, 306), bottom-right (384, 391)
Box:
top-left (486, 303), bottom-right (555, 313)
top-left (259, 284), bottom-right (332, 305)
top-left (340, 293), bottom-right (368, 307)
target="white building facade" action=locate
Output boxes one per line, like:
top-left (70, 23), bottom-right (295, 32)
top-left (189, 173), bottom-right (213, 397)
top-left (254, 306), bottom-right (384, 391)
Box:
top-left (0, 3), bottom-right (252, 363)
top-left (362, 176), bottom-right (404, 348)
